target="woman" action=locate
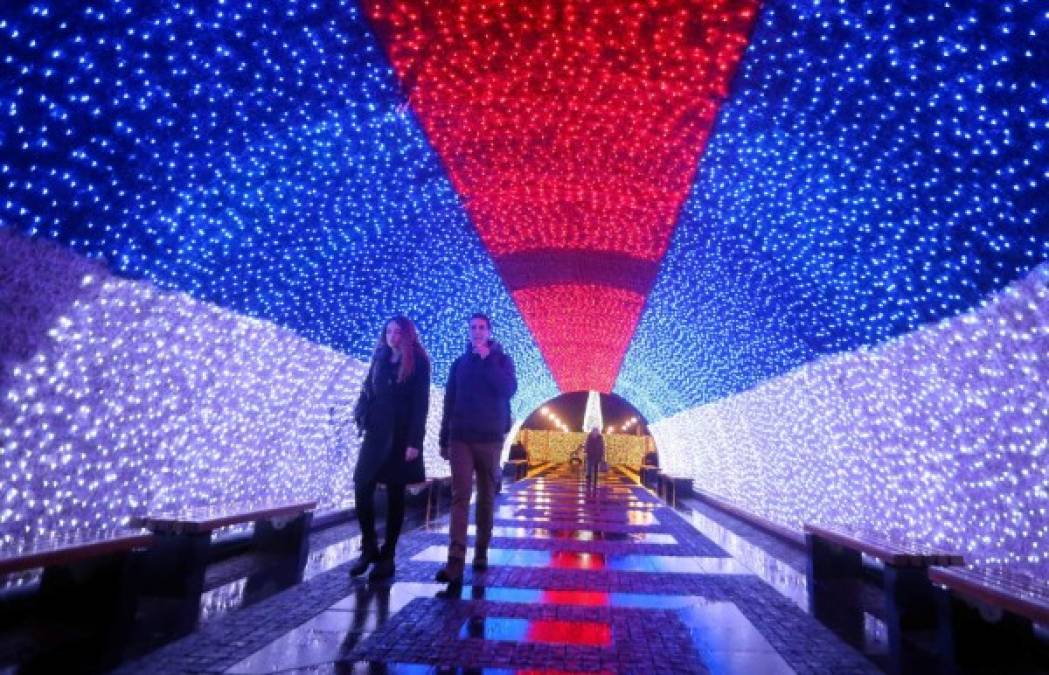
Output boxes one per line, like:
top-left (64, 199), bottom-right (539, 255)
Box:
top-left (350, 316), bottom-right (430, 580)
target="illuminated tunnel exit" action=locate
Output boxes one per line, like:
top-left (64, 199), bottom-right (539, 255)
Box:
top-left (509, 391), bottom-right (657, 472)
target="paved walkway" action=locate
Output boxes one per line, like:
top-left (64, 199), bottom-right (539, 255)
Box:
top-left (118, 466), bottom-right (878, 674)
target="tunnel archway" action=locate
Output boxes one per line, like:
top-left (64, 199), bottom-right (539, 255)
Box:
top-left (507, 391), bottom-right (658, 472)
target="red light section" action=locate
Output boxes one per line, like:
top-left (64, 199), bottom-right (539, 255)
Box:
top-left (367, 0), bottom-right (760, 391)
top-left (514, 284), bottom-right (644, 392)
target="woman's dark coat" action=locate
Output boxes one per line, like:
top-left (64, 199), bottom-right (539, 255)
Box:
top-left (353, 346), bottom-right (430, 486)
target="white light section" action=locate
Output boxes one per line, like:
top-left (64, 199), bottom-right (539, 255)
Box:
top-left (652, 264), bottom-right (1049, 573)
top-left (0, 231), bottom-right (448, 553)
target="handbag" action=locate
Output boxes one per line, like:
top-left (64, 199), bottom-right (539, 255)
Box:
top-left (352, 389), bottom-right (370, 434)
top-left (353, 361), bottom-right (378, 433)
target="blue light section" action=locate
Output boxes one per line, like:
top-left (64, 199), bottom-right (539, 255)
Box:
top-left (618, 0), bottom-right (1049, 421)
top-left (0, 1), bottom-right (557, 411)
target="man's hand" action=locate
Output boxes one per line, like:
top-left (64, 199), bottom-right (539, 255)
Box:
top-left (439, 445), bottom-right (450, 460)
top-left (473, 341), bottom-right (491, 359)
top-left (405, 446), bottom-right (420, 462)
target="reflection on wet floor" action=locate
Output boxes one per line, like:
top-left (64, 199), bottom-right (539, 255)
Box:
top-left (678, 500), bottom-right (896, 661)
top-left (194, 532), bottom-right (368, 627)
top-left (426, 524), bottom-right (677, 545)
top-left (223, 572), bottom-right (799, 673)
top-left (502, 496), bottom-right (659, 510)
top-left (411, 545), bottom-right (750, 574)
top-left (495, 506), bottom-right (659, 526)
top-left (108, 464), bottom-right (884, 674)
top-left (458, 617), bottom-right (614, 647)
top-left (681, 506), bottom-right (808, 609)
top-left (438, 585), bottom-right (730, 610)
top-left (199, 577), bottom-right (249, 623)
top-left (303, 534), bottom-right (364, 581)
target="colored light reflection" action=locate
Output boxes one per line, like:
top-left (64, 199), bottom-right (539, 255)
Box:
top-left (459, 617), bottom-right (612, 648)
top-left (540, 590), bottom-right (610, 607)
top-left (460, 585), bottom-right (704, 611)
top-left (550, 551), bottom-right (605, 570)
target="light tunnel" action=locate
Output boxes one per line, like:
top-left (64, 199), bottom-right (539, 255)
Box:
top-left (0, 0), bottom-right (1046, 581)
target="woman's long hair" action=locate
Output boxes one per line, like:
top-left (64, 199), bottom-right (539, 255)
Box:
top-left (375, 315), bottom-right (429, 383)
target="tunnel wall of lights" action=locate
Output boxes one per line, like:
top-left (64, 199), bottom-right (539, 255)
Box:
top-left (652, 265), bottom-right (1049, 573)
top-left (616, 0), bottom-right (1049, 572)
top-left (0, 231), bottom-right (450, 550)
top-left (617, 0), bottom-right (1048, 418)
top-left (0, 0), bottom-right (559, 415)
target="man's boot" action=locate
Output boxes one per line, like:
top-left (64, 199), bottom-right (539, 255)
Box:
top-left (435, 557), bottom-right (465, 585)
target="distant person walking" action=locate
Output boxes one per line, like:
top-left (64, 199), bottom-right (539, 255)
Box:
top-left (584, 428), bottom-right (605, 486)
top-left (350, 316), bottom-right (430, 580)
top-left (436, 313), bottom-right (517, 585)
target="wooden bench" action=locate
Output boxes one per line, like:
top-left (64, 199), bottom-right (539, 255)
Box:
top-left (0, 531), bottom-right (154, 670)
top-left (654, 472), bottom-right (692, 507)
top-left (0, 531), bottom-right (153, 577)
top-left (930, 564), bottom-right (1049, 673)
top-left (804, 523), bottom-right (965, 674)
top-left (131, 500), bottom-right (315, 630)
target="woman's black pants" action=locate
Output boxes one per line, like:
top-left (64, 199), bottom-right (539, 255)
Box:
top-left (355, 479), bottom-right (406, 559)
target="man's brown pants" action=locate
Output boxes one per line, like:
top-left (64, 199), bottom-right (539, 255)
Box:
top-left (447, 439), bottom-right (502, 571)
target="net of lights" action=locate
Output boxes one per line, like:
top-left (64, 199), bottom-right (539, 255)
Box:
top-left (651, 266), bottom-right (1049, 573)
top-left (623, 0), bottom-right (1048, 576)
top-left (0, 1), bottom-right (559, 413)
top-left (0, 0), bottom-right (1046, 579)
top-left (365, 0), bottom-right (761, 393)
top-left (0, 1), bottom-right (561, 554)
top-left (617, 0), bottom-right (1048, 419)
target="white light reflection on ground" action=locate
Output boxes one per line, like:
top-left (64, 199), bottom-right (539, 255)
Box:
top-left (681, 506), bottom-right (808, 609)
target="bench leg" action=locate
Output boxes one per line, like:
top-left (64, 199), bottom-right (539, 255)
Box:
top-left (141, 531), bottom-right (211, 597)
top-left (935, 586), bottom-right (1047, 674)
top-left (883, 565), bottom-right (938, 674)
top-left (806, 534), bottom-right (864, 646)
top-left (32, 552), bottom-right (138, 670)
top-left (138, 531), bottom-right (211, 634)
top-left (239, 513), bottom-right (313, 604)
top-left (252, 511), bottom-right (313, 572)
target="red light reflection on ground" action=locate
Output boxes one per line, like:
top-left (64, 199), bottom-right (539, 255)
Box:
top-left (526, 619), bottom-right (612, 648)
top-left (550, 551), bottom-right (606, 570)
top-left (540, 590), bottom-right (610, 607)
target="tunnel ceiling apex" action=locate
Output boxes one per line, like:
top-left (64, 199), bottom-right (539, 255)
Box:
top-left (365, 0), bottom-right (762, 393)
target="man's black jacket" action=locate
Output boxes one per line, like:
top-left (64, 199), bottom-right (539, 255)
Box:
top-left (439, 340), bottom-right (517, 447)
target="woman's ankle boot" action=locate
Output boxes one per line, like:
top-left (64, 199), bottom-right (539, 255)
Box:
top-left (350, 544), bottom-right (379, 576)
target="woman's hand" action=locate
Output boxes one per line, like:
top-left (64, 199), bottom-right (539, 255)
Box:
top-left (405, 446), bottom-right (420, 462)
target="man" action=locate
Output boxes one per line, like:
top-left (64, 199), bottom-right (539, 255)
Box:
top-left (584, 427), bottom-right (605, 487)
top-left (436, 313), bottom-right (517, 585)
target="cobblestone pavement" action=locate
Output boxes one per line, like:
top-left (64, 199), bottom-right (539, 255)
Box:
top-left (115, 466), bottom-right (879, 674)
